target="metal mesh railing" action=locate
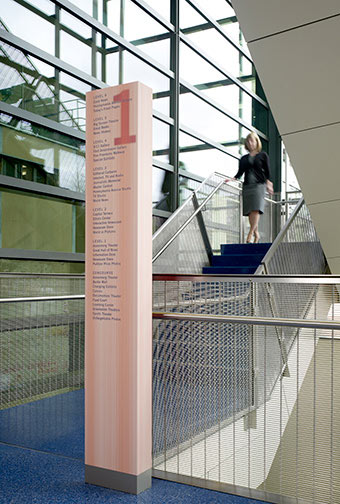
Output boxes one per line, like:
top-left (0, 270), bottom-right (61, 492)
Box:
top-left (152, 173), bottom-right (242, 274)
top-left (152, 171), bottom-right (303, 275)
top-left (152, 277), bottom-right (340, 504)
top-left (0, 274), bottom-right (85, 410)
top-left (258, 198), bottom-right (325, 275)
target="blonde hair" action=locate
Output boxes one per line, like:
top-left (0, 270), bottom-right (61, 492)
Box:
top-left (244, 132), bottom-right (262, 153)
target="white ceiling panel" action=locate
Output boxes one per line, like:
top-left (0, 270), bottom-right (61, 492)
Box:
top-left (308, 200), bottom-right (340, 259)
top-left (232, 0), bottom-right (340, 42)
top-left (282, 123), bottom-right (340, 205)
top-left (247, 16), bottom-right (340, 134)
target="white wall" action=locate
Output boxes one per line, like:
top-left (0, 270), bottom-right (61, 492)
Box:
top-left (232, 0), bottom-right (340, 273)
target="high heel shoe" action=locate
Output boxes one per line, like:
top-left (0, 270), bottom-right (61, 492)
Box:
top-left (246, 232), bottom-right (254, 243)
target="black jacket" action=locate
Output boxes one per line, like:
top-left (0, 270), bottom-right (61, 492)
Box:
top-left (235, 151), bottom-right (270, 185)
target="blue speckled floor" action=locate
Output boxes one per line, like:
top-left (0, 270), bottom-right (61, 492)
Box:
top-left (0, 390), bottom-right (269, 503)
top-left (0, 389), bottom-right (84, 459)
top-left (0, 443), bottom-right (269, 504)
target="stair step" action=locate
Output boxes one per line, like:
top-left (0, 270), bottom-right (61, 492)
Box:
top-left (202, 265), bottom-right (259, 275)
top-left (212, 253), bottom-right (264, 267)
top-left (220, 243), bottom-right (271, 255)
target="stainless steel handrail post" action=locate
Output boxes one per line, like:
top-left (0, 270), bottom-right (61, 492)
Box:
top-left (255, 197), bottom-right (305, 274)
top-left (192, 192), bottom-right (213, 264)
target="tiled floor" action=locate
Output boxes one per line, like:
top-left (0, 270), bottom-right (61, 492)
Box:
top-left (0, 443), bottom-right (268, 504)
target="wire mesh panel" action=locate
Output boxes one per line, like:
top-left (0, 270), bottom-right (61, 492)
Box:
top-left (0, 275), bottom-right (85, 459)
top-left (264, 201), bottom-right (326, 275)
top-left (153, 319), bottom-right (253, 470)
top-left (153, 279), bottom-right (254, 469)
top-left (152, 173), bottom-right (242, 274)
top-left (0, 273), bottom-right (85, 298)
top-left (152, 278), bottom-right (340, 504)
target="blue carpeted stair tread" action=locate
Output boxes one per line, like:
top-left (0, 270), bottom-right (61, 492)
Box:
top-left (203, 242), bottom-right (272, 275)
top-left (211, 253), bottom-right (264, 266)
top-left (220, 243), bottom-right (271, 255)
top-left (203, 265), bottom-right (259, 274)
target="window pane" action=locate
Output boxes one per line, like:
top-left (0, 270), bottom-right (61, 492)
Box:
top-left (60, 9), bottom-right (92, 39)
top-left (1, 189), bottom-right (74, 252)
top-left (60, 31), bottom-right (92, 75)
top-left (124, 0), bottom-right (167, 40)
top-left (0, 121), bottom-right (86, 193)
top-left (144, 0), bottom-right (170, 21)
top-left (191, 0), bottom-right (234, 20)
top-left (0, 42), bottom-right (58, 120)
top-left (153, 119), bottom-right (170, 162)
top-left (179, 131), bottom-right (238, 178)
top-left (25, 0), bottom-right (55, 15)
top-left (153, 96), bottom-right (170, 116)
top-left (1, 0), bottom-right (55, 55)
top-left (67, 0), bottom-right (92, 16)
top-left (180, 91), bottom-right (239, 145)
top-left (180, 42), bottom-right (224, 85)
top-left (153, 167), bottom-right (171, 210)
top-left (123, 51), bottom-right (170, 93)
top-left (0, 258), bottom-right (85, 273)
top-left (59, 72), bottom-right (90, 131)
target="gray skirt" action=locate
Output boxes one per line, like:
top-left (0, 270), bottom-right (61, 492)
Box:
top-left (242, 183), bottom-right (266, 216)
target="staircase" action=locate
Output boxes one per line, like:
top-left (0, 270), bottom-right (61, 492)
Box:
top-left (202, 243), bottom-right (271, 275)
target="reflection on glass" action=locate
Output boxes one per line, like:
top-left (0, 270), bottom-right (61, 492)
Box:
top-left (59, 72), bottom-right (90, 130)
top-left (0, 41), bottom-right (59, 120)
top-left (178, 176), bottom-right (201, 205)
top-left (1, 0), bottom-right (55, 55)
top-left (1, 189), bottom-right (74, 252)
top-left (152, 167), bottom-right (171, 210)
top-left (0, 41), bottom-right (90, 131)
top-left (0, 122), bottom-right (86, 193)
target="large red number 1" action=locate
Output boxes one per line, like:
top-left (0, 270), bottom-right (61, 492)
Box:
top-left (114, 89), bottom-right (136, 145)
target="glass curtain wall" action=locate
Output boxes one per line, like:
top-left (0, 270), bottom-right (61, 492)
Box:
top-left (0, 0), bottom-right (277, 270)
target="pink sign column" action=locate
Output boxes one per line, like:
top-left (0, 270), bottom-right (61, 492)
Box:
top-left (85, 82), bottom-right (152, 494)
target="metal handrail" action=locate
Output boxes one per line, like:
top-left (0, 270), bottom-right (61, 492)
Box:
top-left (152, 172), bottom-right (241, 244)
top-left (152, 311), bottom-right (340, 331)
top-left (255, 197), bottom-right (305, 274)
top-left (153, 273), bottom-right (340, 283)
top-left (0, 295), bottom-right (85, 303)
top-left (152, 177), bottom-right (232, 263)
top-left (0, 273), bottom-right (85, 278)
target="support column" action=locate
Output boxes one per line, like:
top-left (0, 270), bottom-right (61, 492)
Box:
top-left (85, 81), bottom-right (153, 494)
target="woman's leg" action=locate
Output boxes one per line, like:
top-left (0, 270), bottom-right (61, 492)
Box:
top-left (247, 211), bottom-right (260, 243)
